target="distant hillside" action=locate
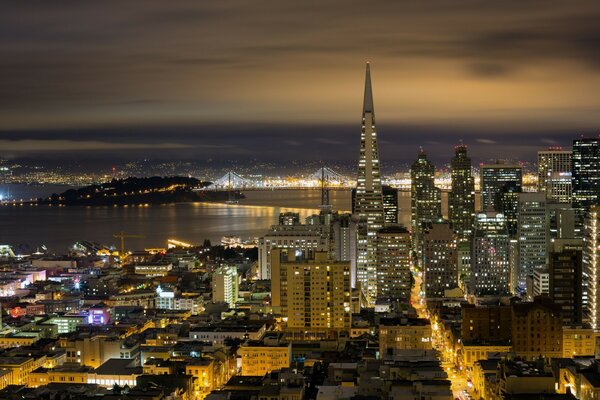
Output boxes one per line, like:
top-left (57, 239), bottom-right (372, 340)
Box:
top-left (38, 176), bottom-right (243, 206)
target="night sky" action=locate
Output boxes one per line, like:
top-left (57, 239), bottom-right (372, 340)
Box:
top-left (1, 1), bottom-right (599, 165)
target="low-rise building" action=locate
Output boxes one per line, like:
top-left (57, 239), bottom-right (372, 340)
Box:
top-left (238, 341), bottom-right (291, 376)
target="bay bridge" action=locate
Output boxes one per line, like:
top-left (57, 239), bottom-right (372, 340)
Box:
top-left (199, 167), bottom-right (354, 191)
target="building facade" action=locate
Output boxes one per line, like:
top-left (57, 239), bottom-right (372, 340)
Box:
top-left (538, 148), bottom-right (572, 203)
top-left (449, 145), bottom-right (475, 240)
top-left (410, 149), bottom-right (442, 260)
top-left (422, 222), bottom-right (458, 298)
top-left (354, 63), bottom-right (385, 304)
top-left (470, 212), bottom-right (511, 296)
top-left (375, 225), bottom-right (411, 303)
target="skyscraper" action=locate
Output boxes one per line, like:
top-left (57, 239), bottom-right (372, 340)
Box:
top-left (584, 205), bottom-right (600, 329)
top-left (549, 239), bottom-right (583, 325)
top-left (470, 212), bottom-right (511, 296)
top-left (517, 192), bottom-right (547, 290)
top-left (481, 162), bottom-right (522, 212)
top-left (572, 138), bottom-right (600, 216)
top-left (375, 225), bottom-right (411, 304)
top-left (410, 149), bottom-right (442, 259)
top-left (449, 145), bottom-right (475, 240)
top-left (537, 148), bottom-right (572, 203)
top-left (351, 184), bottom-right (398, 224)
top-left (423, 222), bottom-right (458, 298)
top-left (354, 63), bottom-right (385, 303)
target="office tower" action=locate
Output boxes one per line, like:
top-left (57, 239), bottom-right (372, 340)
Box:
top-left (410, 149), bottom-right (442, 258)
top-left (258, 224), bottom-right (327, 280)
top-left (375, 225), bottom-right (411, 303)
top-left (572, 138), bottom-right (600, 215)
top-left (495, 182), bottom-right (521, 236)
top-left (422, 222), bottom-right (458, 298)
top-left (517, 193), bottom-right (547, 288)
top-left (508, 238), bottom-right (519, 295)
top-left (537, 148), bottom-right (572, 203)
top-left (546, 203), bottom-right (577, 243)
top-left (351, 185), bottom-right (398, 224)
top-left (470, 212), bottom-right (511, 296)
top-left (212, 266), bottom-right (239, 307)
top-left (382, 185), bottom-right (399, 224)
top-left (331, 213), bottom-right (356, 262)
top-left (279, 212), bottom-right (300, 226)
top-left (511, 297), bottom-right (563, 360)
top-left (480, 162), bottom-right (522, 212)
top-left (354, 63), bottom-right (385, 303)
top-left (584, 205), bottom-right (600, 329)
top-left (270, 249), bottom-right (352, 338)
top-left (449, 145), bottom-right (475, 240)
top-left (549, 239), bottom-right (583, 325)
top-left (531, 269), bottom-right (549, 297)
top-left (457, 241), bottom-right (471, 290)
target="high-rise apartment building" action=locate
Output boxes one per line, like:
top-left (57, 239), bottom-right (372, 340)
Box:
top-left (549, 239), bottom-right (583, 325)
top-left (517, 192), bottom-right (547, 288)
top-left (270, 249), bottom-right (352, 338)
top-left (470, 212), bottom-right (511, 296)
top-left (258, 224), bottom-right (327, 280)
top-left (572, 138), bottom-right (600, 216)
top-left (410, 149), bottom-right (442, 259)
top-left (375, 225), bottom-right (411, 303)
top-left (422, 222), bottom-right (458, 298)
top-left (354, 63), bottom-right (385, 304)
top-left (481, 162), bottom-right (522, 212)
top-left (449, 145), bottom-right (475, 240)
top-left (212, 266), bottom-right (239, 307)
top-left (537, 148), bottom-right (572, 203)
top-left (584, 205), bottom-right (600, 329)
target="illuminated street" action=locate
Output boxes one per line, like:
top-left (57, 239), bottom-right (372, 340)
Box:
top-left (411, 266), bottom-right (471, 400)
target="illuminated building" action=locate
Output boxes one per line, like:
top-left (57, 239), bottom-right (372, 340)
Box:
top-left (279, 212), bottom-right (300, 226)
top-left (352, 185), bottom-right (397, 224)
top-left (258, 224), bottom-right (326, 280)
top-left (354, 63), bottom-right (385, 304)
top-left (449, 144), bottom-right (475, 240)
top-left (410, 149), bottom-right (442, 260)
top-left (584, 205), bottom-right (600, 329)
top-left (562, 326), bottom-right (600, 357)
top-left (511, 297), bottom-right (562, 360)
top-left (133, 262), bottom-right (172, 277)
top-left (331, 213), bottom-right (356, 265)
top-left (470, 212), bottom-right (511, 296)
top-left (547, 202), bottom-right (577, 244)
top-left (422, 222), bottom-right (458, 298)
top-left (270, 249), bottom-right (351, 338)
top-left (517, 192), bottom-right (547, 289)
top-left (378, 317), bottom-right (432, 357)
top-left (375, 225), bottom-right (411, 303)
top-left (572, 138), bottom-right (600, 216)
top-left (549, 239), bottom-right (583, 325)
top-left (480, 161), bottom-right (522, 213)
top-left (496, 182), bottom-right (521, 236)
top-left (87, 305), bottom-right (110, 325)
top-left (212, 265), bottom-right (239, 307)
top-left (537, 148), bottom-right (572, 203)
top-left (238, 341), bottom-right (291, 376)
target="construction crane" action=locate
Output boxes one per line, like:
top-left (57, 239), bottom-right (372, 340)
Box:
top-left (113, 231), bottom-right (145, 257)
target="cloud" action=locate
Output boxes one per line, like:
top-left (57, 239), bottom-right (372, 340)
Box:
top-left (0, 139), bottom-right (195, 152)
top-left (476, 139), bottom-right (497, 144)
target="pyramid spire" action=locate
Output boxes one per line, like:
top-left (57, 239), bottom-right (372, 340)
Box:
top-left (363, 62), bottom-right (374, 114)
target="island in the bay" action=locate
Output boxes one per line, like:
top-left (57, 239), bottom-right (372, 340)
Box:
top-left (37, 176), bottom-right (243, 206)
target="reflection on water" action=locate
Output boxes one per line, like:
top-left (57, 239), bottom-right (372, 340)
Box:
top-left (0, 188), bottom-right (422, 254)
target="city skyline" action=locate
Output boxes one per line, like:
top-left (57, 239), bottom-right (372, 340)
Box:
top-left (1, 2), bottom-right (599, 164)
